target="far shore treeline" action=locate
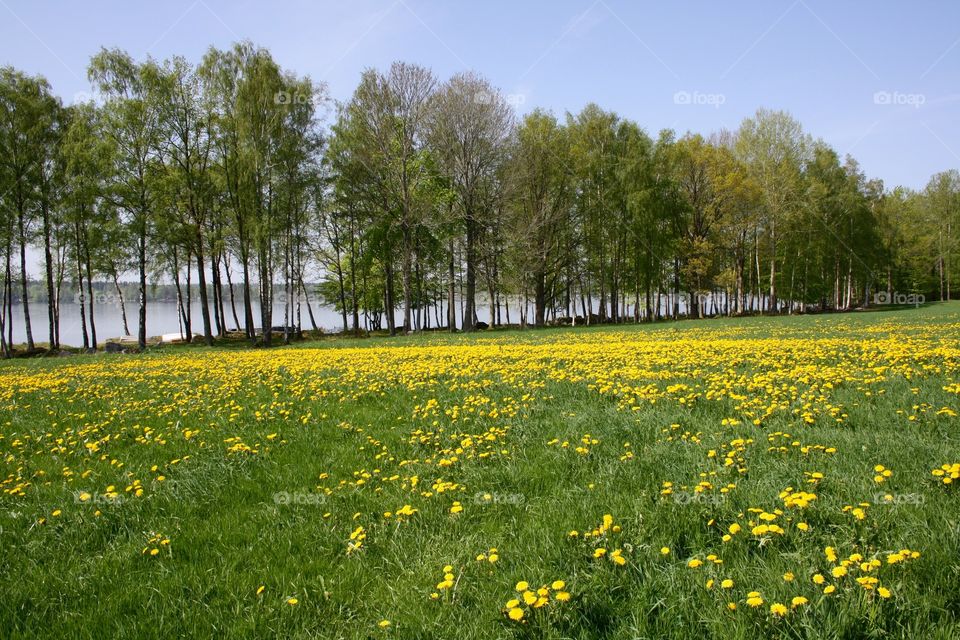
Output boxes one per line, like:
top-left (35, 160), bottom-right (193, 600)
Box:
top-left (0, 41), bottom-right (957, 356)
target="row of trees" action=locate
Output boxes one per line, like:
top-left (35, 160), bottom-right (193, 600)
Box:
top-left (0, 42), bottom-right (321, 354)
top-left (1, 42), bottom-right (957, 354)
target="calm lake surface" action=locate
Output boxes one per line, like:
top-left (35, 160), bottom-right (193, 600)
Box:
top-left (7, 301), bottom-right (348, 347)
top-left (8, 292), bottom-right (723, 347)
top-left (7, 299), bottom-right (500, 347)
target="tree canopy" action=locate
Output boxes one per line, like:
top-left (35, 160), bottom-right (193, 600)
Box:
top-left (0, 44), bottom-right (957, 354)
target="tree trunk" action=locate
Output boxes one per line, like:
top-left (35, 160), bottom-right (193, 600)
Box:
top-left (114, 273), bottom-right (130, 335)
top-left (0, 247), bottom-right (9, 358)
top-left (384, 258), bottom-right (396, 336)
top-left (300, 278), bottom-right (319, 331)
top-left (210, 246), bottom-right (225, 336)
top-left (464, 216), bottom-right (477, 331)
top-left (83, 235), bottom-right (97, 351)
top-left (195, 234), bottom-right (214, 346)
top-left (402, 226), bottom-right (413, 333)
top-left (350, 218), bottom-right (360, 336)
top-left (534, 270), bottom-right (546, 327)
top-left (74, 220), bottom-right (89, 350)
top-left (137, 219), bottom-right (148, 349)
top-left (768, 221), bottom-right (778, 314)
top-left (41, 200), bottom-right (56, 349)
top-left (447, 238), bottom-right (457, 332)
top-left (4, 244), bottom-right (12, 351)
top-left (225, 258), bottom-right (241, 331)
top-left (17, 213), bottom-right (33, 350)
top-left (236, 213), bottom-right (255, 341)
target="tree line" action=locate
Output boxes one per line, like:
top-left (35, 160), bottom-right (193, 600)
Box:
top-left (1, 41), bottom-right (957, 355)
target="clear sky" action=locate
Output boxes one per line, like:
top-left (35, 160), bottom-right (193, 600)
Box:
top-left (1, 0), bottom-right (958, 191)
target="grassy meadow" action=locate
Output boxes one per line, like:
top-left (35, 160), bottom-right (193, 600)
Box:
top-left (2, 304), bottom-right (960, 639)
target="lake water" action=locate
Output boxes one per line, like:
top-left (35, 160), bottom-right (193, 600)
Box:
top-left (7, 291), bottom-right (744, 347)
top-left (6, 299), bottom-right (501, 347)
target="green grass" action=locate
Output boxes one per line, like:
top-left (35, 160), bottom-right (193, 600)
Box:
top-left (2, 304), bottom-right (960, 639)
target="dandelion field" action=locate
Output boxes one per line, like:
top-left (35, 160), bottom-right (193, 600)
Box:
top-left (2, 305), bottom-right (960, 639)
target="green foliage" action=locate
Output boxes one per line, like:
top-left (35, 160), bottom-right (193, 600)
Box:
top-left (2, 50), bottom-right (960, 353)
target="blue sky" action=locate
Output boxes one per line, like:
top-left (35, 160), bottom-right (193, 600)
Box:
top-left (1, 0), bottom-right (958, 190)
